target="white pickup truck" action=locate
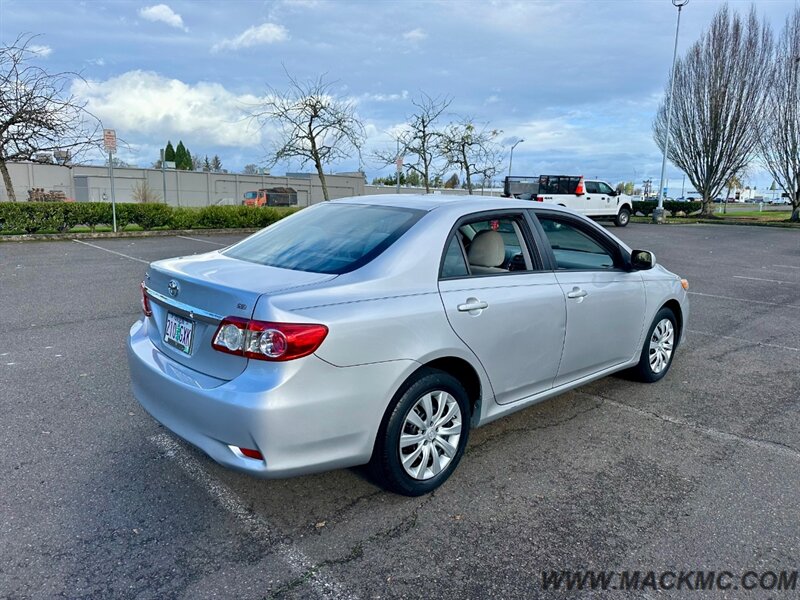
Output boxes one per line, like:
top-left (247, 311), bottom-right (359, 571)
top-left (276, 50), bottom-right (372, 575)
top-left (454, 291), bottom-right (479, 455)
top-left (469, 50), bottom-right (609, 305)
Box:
top-left (504, 175), bottom-right (633, 227)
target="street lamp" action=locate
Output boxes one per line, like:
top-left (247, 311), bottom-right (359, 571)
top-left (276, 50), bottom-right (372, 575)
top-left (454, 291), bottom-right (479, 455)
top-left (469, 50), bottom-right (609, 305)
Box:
top-left (654, 0), bottom-right (689, 224)
top-left (508, 139), bottom-right (524, 176)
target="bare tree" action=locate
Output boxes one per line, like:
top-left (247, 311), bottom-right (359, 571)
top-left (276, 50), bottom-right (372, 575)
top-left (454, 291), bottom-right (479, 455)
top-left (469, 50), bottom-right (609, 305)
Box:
top-left (251, 73), bottom-right (364, 201)
top-left (131, 180), bottom-right (162, 203)
top-left (653, 6), bottom-right (772, 216)
top-left (0, 35), bottom-right (101, 201)
top-left (757, 8), bottom-right (800, 222)
top-left (375, 93), bottom-right (450, 193)
top-left (439, 119), bottom-right (503, 195)
top-left (242, 163), bottom-right (259, 175)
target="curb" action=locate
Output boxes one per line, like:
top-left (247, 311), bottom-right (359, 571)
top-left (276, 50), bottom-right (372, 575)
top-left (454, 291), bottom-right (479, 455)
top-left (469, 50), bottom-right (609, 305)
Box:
top-left (630, 217), bottom-right (798, 229)
top-left (0, 227), bottom-right (262, 242)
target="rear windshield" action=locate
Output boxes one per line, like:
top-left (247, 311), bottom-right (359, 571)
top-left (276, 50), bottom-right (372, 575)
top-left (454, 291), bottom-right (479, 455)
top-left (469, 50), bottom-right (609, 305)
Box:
top-left (223, 203), bottom-right (424, 274)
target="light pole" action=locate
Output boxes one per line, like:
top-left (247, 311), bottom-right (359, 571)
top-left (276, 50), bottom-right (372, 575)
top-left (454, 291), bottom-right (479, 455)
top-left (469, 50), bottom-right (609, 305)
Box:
top-left (654, 0), bottom-right (689, 224)
top-left (508, 139), bottom-right (524, 176)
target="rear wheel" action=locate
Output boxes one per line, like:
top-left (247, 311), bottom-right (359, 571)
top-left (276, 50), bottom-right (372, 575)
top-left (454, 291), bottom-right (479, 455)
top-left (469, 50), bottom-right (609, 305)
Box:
top-left (370, 369), bottom-right (470, 496)
top-left (615, 207), bottom-right (631, 227)
top-left (631, 307), bottom-right (677, 382)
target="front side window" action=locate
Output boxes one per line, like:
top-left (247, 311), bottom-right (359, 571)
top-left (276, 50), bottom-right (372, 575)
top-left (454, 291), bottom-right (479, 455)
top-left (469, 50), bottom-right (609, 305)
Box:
top-left (598, 182), bottom-right (615, 195)
top-left (224, 203), bottom-right (423, 274)
top-left (537, 217), bottom-right (616, 270)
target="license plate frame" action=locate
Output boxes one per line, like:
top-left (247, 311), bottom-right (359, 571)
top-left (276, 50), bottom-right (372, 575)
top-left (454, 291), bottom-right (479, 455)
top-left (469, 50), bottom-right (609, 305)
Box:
top-left (164, 312), bottom-right (194, 355)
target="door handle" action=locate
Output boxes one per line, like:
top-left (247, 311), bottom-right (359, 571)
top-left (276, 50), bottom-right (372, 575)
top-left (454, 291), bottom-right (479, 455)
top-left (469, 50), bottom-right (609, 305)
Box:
top-left (567, 287), bottom-right (588, 299)
top-left (457, 299), bottom-right (489, 312)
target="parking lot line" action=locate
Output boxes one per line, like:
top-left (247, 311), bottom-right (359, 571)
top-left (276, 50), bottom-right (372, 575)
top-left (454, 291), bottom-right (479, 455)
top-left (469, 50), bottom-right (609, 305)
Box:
top-left (687, 329), bottom-right (799, 352)
top-left (149, 433), bottom-right (355, 600)
top-left (733, 275), bottom-right (796, 285)
top-left (71, 239), bottom-right (149, 265)
top-left (176, 235), bottom-right (228, 246)
top-left (773, 264), bottom-right (800, 270)
top-left (688, 291), bottom-right (800, 309)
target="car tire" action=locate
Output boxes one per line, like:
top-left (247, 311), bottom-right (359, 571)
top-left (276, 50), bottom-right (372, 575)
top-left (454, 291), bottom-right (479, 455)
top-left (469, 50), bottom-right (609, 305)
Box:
top-left (615, 207), bottom-right (631, 227)
top-left (369, 368), bottom-right (470, 496)
top-left (631, 307), bottom-right (678, 383)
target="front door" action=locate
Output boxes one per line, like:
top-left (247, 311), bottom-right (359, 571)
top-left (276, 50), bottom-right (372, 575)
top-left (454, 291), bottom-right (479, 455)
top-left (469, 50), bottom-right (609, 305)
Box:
top-left (534, 213), bottom-right (646, 386)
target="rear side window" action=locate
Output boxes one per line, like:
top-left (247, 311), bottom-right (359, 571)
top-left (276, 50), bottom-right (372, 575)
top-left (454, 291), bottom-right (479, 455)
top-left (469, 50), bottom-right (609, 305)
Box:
top-left (441, 236), bottom-right (469, 278)
top-left (224, 203), bottom-right (423, 274)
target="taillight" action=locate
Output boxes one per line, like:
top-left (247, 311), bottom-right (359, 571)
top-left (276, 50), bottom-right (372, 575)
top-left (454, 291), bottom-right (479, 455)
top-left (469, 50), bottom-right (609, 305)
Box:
top-left (535, 196), bottom-right (544, 202)
top-left (141, 282), bottom-right (152, 317)
top-left (212, 317), bottom-right (328, 361)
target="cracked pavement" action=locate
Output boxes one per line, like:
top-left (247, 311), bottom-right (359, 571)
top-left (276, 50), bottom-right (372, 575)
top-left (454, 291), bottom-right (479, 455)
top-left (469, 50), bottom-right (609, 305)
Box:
top-left (1, 223), bottom-right (799, 598)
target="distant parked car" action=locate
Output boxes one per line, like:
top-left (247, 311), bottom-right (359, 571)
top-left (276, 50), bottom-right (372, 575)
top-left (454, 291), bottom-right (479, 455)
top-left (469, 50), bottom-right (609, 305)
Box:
top-left (128, 195), bottom-right (689, 495)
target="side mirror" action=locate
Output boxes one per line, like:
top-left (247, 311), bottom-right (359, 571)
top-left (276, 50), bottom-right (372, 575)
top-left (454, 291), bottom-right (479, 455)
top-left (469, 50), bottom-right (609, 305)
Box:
top-left (630, 249), bottom-right (656, 270)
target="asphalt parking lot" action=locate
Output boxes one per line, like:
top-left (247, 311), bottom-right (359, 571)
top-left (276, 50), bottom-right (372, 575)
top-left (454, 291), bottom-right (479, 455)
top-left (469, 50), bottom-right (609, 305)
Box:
top-left (1, 223), bottom-right (799, 599)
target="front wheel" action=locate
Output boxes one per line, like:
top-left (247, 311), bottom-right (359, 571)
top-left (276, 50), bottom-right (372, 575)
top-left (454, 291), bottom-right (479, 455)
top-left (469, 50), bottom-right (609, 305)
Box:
top-left (369, 369), bottom-right (470, 496)
top-left (631, 307), bottom-right (678, 383)
top-left (615, 207), bottom-right (631, 227)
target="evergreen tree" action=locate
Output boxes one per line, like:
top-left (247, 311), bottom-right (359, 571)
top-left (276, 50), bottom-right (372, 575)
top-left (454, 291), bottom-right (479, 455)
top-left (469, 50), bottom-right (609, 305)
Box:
top-left (175, 141), bottom-right (188, 170)
top-left (210, 155), bottom-right (222, 172)
top-left (164, 140), bottom-right (175, 164)
top-left (202, 155), bottom-right (211, 172)
top-left (185, 148), bottom-right (193, 170)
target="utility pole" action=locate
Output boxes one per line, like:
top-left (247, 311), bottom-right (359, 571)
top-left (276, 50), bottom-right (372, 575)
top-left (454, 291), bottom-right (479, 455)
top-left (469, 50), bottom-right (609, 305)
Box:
top-left (161, 149), bottom-right (167, 205)
top-left (654, 0), bottom-right (690, 224)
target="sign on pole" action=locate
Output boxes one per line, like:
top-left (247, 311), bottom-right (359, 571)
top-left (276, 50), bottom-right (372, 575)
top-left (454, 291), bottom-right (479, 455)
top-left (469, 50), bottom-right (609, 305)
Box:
top-left (103, 129), bottom-right (117, 154)
top-left (104, 128), bottom-right (118, 232)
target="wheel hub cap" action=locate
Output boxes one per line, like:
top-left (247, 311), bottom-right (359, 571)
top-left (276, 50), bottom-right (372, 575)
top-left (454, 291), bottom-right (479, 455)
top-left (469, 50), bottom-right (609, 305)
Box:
top-left (648, 318), bottom-right (675, 374)
top-left (399, 390), bottom-right (463, 481)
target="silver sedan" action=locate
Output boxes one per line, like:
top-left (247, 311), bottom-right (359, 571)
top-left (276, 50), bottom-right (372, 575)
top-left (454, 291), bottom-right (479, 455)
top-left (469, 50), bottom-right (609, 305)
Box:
top-left (127, 195), bottom-right (689, 496)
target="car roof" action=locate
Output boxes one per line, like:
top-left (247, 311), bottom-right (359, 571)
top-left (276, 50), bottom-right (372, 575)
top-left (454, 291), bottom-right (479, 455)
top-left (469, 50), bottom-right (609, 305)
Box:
top-left (332, 193), bottom-right (575, 215)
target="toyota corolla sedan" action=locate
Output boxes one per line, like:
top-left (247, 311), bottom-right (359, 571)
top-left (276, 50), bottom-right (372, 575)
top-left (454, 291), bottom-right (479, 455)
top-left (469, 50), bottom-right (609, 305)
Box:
top-left (127, 195), bottom-right (689, 496)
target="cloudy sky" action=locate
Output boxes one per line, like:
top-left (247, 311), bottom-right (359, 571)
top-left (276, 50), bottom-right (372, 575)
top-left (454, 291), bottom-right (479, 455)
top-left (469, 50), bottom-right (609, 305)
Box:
top-left (1, 0), bottom-right (797, 193)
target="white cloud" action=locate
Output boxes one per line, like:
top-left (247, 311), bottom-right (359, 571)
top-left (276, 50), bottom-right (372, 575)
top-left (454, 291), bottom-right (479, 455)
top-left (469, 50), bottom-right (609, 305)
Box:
top-left (87, 58), bottom-right (106, 67)
top-left (212, 23), bottom-right (289, 52)
top-left (139, 4), bottom-right (187, 31)
top-left (29, 44), bottom-right (52, 57)
top-left (402, 28), bottom-right (427, 43)
top-left (361, 90), bottom-right (409, 103)
top-left (72, 71), bottom-right (263, 148)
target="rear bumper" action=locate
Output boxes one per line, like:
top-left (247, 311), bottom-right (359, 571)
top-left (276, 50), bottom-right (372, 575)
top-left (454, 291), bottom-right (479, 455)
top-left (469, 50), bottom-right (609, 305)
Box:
top-left (127, 318), bottom-right (416, 478)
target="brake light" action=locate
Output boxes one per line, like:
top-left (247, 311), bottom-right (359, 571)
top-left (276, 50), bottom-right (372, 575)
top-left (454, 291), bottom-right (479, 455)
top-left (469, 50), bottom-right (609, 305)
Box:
top-left (212, 317), bottom-right (328, 361)
top-left (535, 196), bottom-right (544, 202)
top-left (575, 176), bottom-right (585, 195)
top-left (141, 282), bottom-right (152, 317)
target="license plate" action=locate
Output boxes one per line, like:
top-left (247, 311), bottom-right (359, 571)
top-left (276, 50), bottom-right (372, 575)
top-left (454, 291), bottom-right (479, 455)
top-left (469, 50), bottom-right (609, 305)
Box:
top-left (164, 312), bottom-right (194, 354)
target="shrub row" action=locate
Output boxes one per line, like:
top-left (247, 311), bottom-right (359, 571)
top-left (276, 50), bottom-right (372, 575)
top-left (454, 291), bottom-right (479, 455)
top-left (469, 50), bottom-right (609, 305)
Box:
top-left (632, 200), bottom-right (703, 216)
top-left (0, 202), bottom-right (297, 234)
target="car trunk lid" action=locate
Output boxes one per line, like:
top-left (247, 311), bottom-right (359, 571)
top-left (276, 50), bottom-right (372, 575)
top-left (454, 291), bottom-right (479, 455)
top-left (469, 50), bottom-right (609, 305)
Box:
top-left (145, 251), bottom-right (335, 380)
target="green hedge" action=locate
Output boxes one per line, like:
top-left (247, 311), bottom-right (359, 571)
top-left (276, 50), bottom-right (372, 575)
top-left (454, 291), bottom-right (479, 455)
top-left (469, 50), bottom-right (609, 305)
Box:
top-left (632, 200), bottom-right (703, 216)
top-left (0, 202), bottom-right (297, 234)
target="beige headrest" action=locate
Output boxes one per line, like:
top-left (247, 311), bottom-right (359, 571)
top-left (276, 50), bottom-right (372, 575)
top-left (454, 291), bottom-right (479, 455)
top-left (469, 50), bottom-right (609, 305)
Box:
top-left (468, 230), bottom-right (505, 267)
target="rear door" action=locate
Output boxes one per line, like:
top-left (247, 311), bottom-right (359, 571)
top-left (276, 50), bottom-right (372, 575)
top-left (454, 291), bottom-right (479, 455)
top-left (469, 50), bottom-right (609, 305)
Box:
top-left (532, 211), bottom-right (646, 386)
top-left (438, 211), bottom-right (566, 404)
